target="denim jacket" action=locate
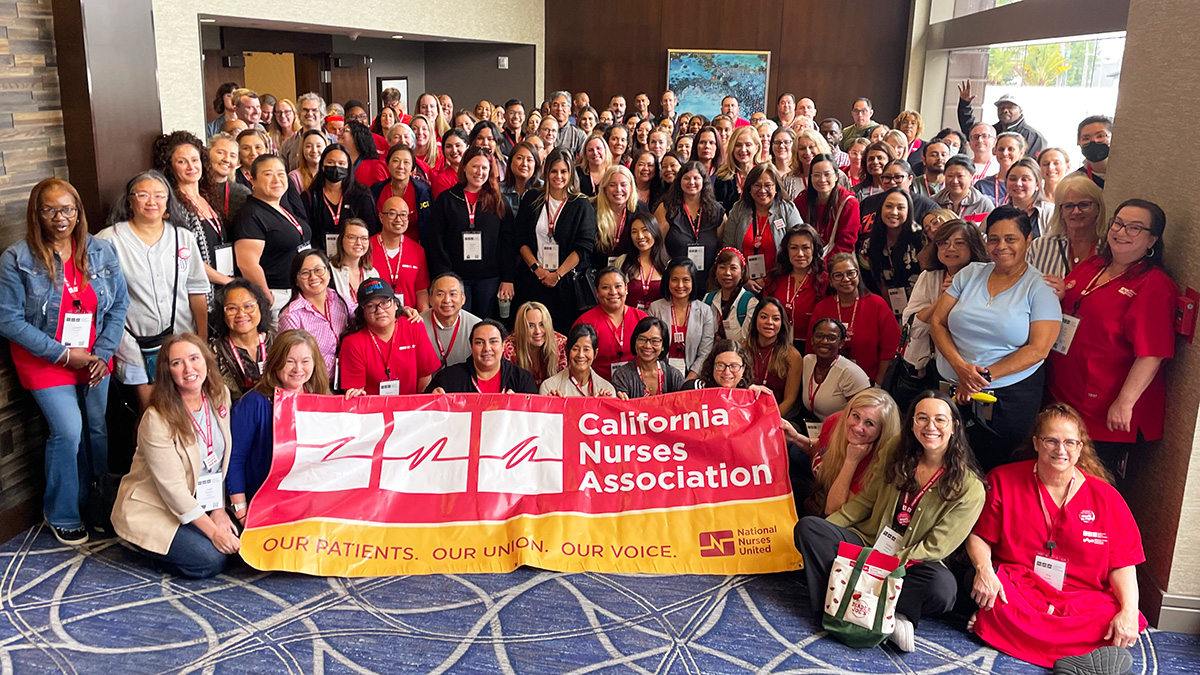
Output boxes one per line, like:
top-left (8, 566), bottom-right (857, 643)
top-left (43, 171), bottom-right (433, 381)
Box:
top-left (0, 236), bottom-right (130, 365)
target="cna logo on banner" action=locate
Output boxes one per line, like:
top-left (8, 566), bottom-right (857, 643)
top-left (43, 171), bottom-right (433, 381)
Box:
top-left (279, 410), bottom-right (471, 493)
top-left (478, 410), bottom-right (563, 494)
top-left (698, 530), bottom-right (735, 557)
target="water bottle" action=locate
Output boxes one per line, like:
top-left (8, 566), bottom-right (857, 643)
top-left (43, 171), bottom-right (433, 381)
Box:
top-left (498, 297), bottom-right (512, 319)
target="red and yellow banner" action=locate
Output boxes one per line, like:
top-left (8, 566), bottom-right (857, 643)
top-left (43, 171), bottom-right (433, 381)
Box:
top-left (241, 388), bottom-right (801, 576)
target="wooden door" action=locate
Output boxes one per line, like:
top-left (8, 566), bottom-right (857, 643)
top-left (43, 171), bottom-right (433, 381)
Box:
top-left (328, 54), bottom-right (370, 110)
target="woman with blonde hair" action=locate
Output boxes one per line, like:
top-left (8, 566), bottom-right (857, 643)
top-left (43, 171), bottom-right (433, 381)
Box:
top-left (415, 92), bottom-right (450, 138)
top-left (790, 129), bottom-right (841, 193)
top-left (576, 133), bottom-right (613, 197)
top-left (713, 125), bottom-right (762, 212)
top-left (1027, 173), bottom-right (1107, 284)
top-left (408, 114), bottom-right (441, 180)
top-left (267, 97), bottom-right (301, 156)
top-left (502, 301), bottom-right (567, 385)
top-left (591, 165), bottom-right (641, 271)
top-left (802, 387), bottom-right (902, 517)
top-left (893, 109), bottom-right (925, 159)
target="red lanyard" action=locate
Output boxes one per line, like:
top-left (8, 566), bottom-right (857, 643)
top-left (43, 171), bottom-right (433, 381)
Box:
top-left (434, 315), bottom-right (461, 365)
top-left (752, 215), bottom-right (768, 251)
top-left (186, 193), bottom-right (221, 235)
top-left (325, 193), bottom-right (343, 228)
top-left (670, 302), bottom-right (690, 356)
top-left (753, 346), bottom-right (773, 385)
top-left (683, 204), bottom-right (701, 239)
top-left (1086, 164), bottom-right (1095, 181)
top-left (222, 181), bottom-right (230, 219)
top-left (638, 258), bottom-right (654, 291)
top-left (379, 234), bottom-right (406, 286)
top-left (973, 158), bottom-right (994, 182)
top-left (569, 373), bottom-right (594, 396)
top-left (64, 257), bottom-right (83, 309)
top-left (466, 193), bottom-right (477, 227)
top-left (1074, 265), bottom-right (1126, 314)
top-left (651, 361), bottom-right (664, 394)
top-left (1034, 466), bottom-right (1076, 554)
top-left (807, 356), bottom-right (838, 411)
top-left (784, 272), bottom-right (810, 313)
top-left (190, 394), bottom-right (214, 455)
top-left (277, 205), bottom-right (304, 237)
top-left (736, 171), bottom-right (746, 192)
top-left (923, 175), bottom-right (937, 196)
top-left (370, 331), bottom-right (396, 379)
top-left (602, 308), bottom-right (630, 358)
top-left (836, 297), bottom-right (859, 338)
top-left (228, 333), bottom-right (266, 388)
top-left (897, 466), bottom-right (946, 526)
top-left (546, 197), bottom-right (567, 236)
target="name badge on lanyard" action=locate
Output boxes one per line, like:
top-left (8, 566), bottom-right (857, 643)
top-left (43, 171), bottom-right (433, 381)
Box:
top-left (379, 380), bottom-right (401, 396)
top-left (539, 242), bottom-right (560, 271)
top-left (215, 244), bottom-right (234, 276)
top-left (62, 313), bottom-right (93, 349)
top-left (325, 234), bottom-right (339, 257)
top-left (297, 241), bottom-right (311, 253)
top-left (887, 287), bottom-right (908, 314)
top-left (1052, 315), bottom-right (1081, 355)
top-left (874, 526), bottom-right (902, 556)
top-left (463, 231), bottom-right (483, 261)
top-left (1034, 554), bottom-right (1067, 592)
top-left (196, 474), bottom-right (224, 512)
top-left (747, 254), bottom-right (767, 280)
top-left (687, 245), bottom-right (706, 271)
top-left (805, 421), bottom-right (823, 445)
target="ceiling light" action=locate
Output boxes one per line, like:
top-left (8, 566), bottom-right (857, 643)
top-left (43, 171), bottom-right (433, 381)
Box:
top-left (200, 18), bottom-right (217, 23)
top-left (392, 35), bottom-right (404, 39)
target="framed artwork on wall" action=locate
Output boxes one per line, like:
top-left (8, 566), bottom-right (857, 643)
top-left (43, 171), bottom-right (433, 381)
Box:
top-left (376, 76), bottom-right (408, 116)
top-left (666, 49), bottom-right (770, 118)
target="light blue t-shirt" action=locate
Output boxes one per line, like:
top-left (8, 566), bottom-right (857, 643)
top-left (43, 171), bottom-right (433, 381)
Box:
top-left (935, 261), bottom-right (1061, 388)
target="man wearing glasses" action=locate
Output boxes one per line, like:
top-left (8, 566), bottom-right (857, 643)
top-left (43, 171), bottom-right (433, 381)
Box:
top-left (838, 98), bottom-right (877, 151)
top-left (1074, 115), bottom-right (1114, 188)
top-left (373, 198), bottom-right (430, 313)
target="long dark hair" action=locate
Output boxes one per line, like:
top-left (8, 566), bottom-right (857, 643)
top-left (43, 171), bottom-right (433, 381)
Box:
top-left (344, 120), bottom-right (380, 160)
top-left (866, 187), bottom-right (920, 288)
top-left (618, 210), bottom-right (671, 280)
top-left (457, 145), bottom-right (506, 217)
top-left (661, 160), bottom-right (722, 227)
top-left (660, 257), bottom-right (701, 301)
top-left (149, 333), bottom-right (228, 446)
top-left (693, 126), bottom-right (724, 172)
top-left (310, 143), bottom-right (368, 199)
top-left (743, 296), bottom-right (792, 378)
top-left (884, 390), bottom-right (982, 501)
top-left (501, 141), bottom-right (543, 192)
top-left (1099, 198), bottom-right (1166, 277)
top-left (801, 154), bottom-right (841, 228)
top-left (152, 130), bottom-right (217, 215)
top-left (737, 163), bottom-right (788, 211)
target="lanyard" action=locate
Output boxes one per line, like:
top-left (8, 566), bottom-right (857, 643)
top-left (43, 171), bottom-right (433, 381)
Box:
top-left (922, 175), bottom-right (938, 196)
top-left (783, 272), bottom-right (810, 313)
top-left (736, 171), bottom-right (746, 193)
top-left (185, 193), bottom-right (221, 236)
top-left (370, 330), bottom-right (396, 379)
top-left (1034, 466), bottom-right (1077, 554)
top-left (897, 466), bottom-right (946, 526)
top-left (836, 296), bottom-right (859, 337)
top-left (222, 181), bottom-right (230, 219)
top-left (1073, 265), bottom-right (1125, 314)
top-left (638, 258), bottom-right (655, 292)
top-left (752, 214), bottom-right (768, 251)
top-left (466, 192), bottom-right (478, 227)
top-left (277, 205), bottom-right (304, 237)
top-left (64, 256), bottom-right (83, 310)
top-left (569, 372), bottom-right (594, 396)
top-left (324, 192), bottom-right (343, 228)
top-left (650, 361), bottom-right (664, 394)
top-left (228, 333), bottom-right (266, 388)
top-left (683, 204), bottom-right (701, 239)
top-left (546, 197), bottom-right (567, 236)
top-left (190, 395), bottom-right (215, 456)
top-left (379, 234), bottom-right (406, 286)
top-left (471, 370), bottom-right (500, 393)
top-left (615, 209), bottom-right (627, 242)
top-left (602, 308), bottom-right (630, 358)
top-left (974, 158), bottom-right (994, 182)
top-left (670, 302), bottom-right (690, 356)
top-left (434, 315), bottom-right (461, 365)
top-left (807, 356), bottom-right (838, 411)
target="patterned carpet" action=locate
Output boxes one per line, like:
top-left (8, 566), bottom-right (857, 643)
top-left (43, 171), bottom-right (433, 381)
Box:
top-left (0, 526), bottom-right (1196, 674)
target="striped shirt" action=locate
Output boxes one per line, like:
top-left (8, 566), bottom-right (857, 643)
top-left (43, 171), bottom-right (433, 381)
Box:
top-left (278, 293), bottom-right (350, 380)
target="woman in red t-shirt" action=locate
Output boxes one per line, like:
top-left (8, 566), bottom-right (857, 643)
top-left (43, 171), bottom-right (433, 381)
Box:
top-left (967, 404), bottom-right (1147, 671)
top-left (0, 179), bottom-right (130, 545)
top-left (574, 268), bottom-right (648, 379)
top-left (1048, 199), bottom-right (1176, 479)
top-left (794, 154), bottom-right (861, 260)
top-left (811, 253), bottom-right (900, 384)
top-left (763, 225), bottom-right (828, 353)
top-left (340, 278), bottom-right (440, 396)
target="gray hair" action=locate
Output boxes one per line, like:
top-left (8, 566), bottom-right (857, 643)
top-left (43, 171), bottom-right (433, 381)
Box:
top-left (206, 132), bottom-right (236, 150)
top-left (108, 169), bottom-right (189, 226)
top-left (297, 92), bottom-right (326, 117)
top-left (550, 90), bottom-right (571, 103)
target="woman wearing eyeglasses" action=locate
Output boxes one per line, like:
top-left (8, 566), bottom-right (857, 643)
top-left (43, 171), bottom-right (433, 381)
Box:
top-left (967, 404), bottom-right (1146, 674)
top-left (340, 279), bottom-right (440, 397)
top-left (611, 316), bottom-right (686, 398)
top-left (277, 249), bottom-right (349, 380)
top-left (209, 279), bottom-right (274, 403)
top-left (811, 253), bottom-right (900, 385)
top-left (1047, 199), bottom-right (1176, 480)
top-left (1026, 175), bottom-right (1107, 285)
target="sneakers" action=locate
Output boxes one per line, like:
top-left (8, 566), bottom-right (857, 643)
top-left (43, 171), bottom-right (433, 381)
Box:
top-left (1053, 646), bottom-right (1133, 675)
top-left (46, 521), bottom-right (89, 546)
top-left (889, 613), bottom-right (915, 653)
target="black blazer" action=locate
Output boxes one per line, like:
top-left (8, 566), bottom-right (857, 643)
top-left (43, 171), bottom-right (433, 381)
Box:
top-left (426, 186), bottom-right (517, 282)
top-left (712, 176), bottom-right (741, 214)
top-left (426, 359), bottom-right (538, 394)
top-left (302, 185), bottom-right (381, 243)
top-left (516, 190), bottom-right (596, 273)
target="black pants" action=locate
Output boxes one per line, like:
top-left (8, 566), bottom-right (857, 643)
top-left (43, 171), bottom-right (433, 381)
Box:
top-left (795, 516), bottom-right (957, 626)
top-left (1093, 432), bottom-right (1144, 488)
top-left (961, 365), bottom-right (1046, 473)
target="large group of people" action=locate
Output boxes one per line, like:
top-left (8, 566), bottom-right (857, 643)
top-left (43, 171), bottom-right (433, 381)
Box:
top-left (0, 80), bottom-right (1170, 675)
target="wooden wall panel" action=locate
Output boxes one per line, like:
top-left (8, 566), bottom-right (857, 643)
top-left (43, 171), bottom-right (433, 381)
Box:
top-left (201, 51), bottom-right (245, 131)
top-left (545, 0), bottom-right (913, 124)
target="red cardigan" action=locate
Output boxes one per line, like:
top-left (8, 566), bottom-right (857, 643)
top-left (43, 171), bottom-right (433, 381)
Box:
top-left (794, 187), bottom-right (860, 261)
top-left (810, 292), bottom-right (899, 382)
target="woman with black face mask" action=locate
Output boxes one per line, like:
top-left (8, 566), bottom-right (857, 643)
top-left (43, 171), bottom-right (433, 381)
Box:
top-left (302, 143), bottom-right (381, 249)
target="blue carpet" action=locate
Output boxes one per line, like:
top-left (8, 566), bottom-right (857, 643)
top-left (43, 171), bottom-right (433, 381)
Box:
top-left (0, 526), bottom-right (1196, 674)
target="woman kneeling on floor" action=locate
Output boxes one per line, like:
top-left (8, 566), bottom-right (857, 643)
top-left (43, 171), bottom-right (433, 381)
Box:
top-left (796, 390), bottom-right (985, 652)
top-left (966, 403), bottom-right (1146, 675)
top-left (111, 333), bottom-right (238, 579)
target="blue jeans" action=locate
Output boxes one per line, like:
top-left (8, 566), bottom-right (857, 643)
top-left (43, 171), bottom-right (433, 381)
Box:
top-left (30, 378), bottom-right (110, 530)
top-left (462, 277), bottom-right (501, 320)
top-left (136, 522), bottom-right (231, 579)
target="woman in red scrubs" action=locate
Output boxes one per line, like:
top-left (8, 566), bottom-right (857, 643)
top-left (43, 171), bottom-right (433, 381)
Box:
top-left (763, 225), bottom-right (828, 353)
top-left (967, 403), bottom-right (1146, 674)
top-left (1048, 199), bottom-right (1175, 480)
top-left (340, 279), bottom-right (441, 396)
top-left (573, 268), bottom-right (647, 380)
top-left (810, 253), bottom-right (900, 384)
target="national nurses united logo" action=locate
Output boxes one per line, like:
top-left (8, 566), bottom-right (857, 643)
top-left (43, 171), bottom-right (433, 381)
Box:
top-left (279, 410), bottom-right (471, 494)
top-left (478, 410), bottom-right (563, 495)
top-left (698, 530), bottom-right (735, 557)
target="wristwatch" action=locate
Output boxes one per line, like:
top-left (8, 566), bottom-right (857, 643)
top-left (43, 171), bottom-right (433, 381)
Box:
top-left (232, 503), bottom-right (247, 513)
top-left (530, 262), bottom-right (540, 272)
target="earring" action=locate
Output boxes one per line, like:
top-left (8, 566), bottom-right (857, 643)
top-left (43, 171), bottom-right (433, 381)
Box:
top-left (1146, 247), bottom-right (1155, 258)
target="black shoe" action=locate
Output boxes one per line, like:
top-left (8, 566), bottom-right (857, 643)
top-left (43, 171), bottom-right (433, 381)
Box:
top-left (1053, 646), bottom-right (1133, 675)
top-left (47, 521), bottom-right (89, 546)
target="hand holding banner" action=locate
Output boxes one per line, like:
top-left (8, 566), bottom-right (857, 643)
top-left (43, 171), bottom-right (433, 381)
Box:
top-left (241, 388), bottom-right (801, 576)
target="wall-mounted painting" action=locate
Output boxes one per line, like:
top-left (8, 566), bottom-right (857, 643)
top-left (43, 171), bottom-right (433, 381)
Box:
top-left (667, 49), bottom-right (770, 118)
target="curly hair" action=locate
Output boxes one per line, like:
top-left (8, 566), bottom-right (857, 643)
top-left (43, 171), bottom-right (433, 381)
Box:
top-left (151, 130), bottom-right (217, 213)
top-left (698, 339), bottom-right (752, 388)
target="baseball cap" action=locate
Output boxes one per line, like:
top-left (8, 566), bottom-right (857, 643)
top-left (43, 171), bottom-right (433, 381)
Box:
top-left (994, 94), bottom-right (1020, 108)
top-left (357, 278), bottom-right (395, 307)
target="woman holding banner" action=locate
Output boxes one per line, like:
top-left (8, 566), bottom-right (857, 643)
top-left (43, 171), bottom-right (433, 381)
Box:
top-left (797, 390), bottom-right (985, 653)
top-left (339, 279), bottom-right (441, 397)
top-left (111, 334), bottom-right (237, 579)
top-left (611, 317), bottom-right (686, 398)
top-left (502, 301), bottom-right (566, 386)
top-left (228, 330), bottom-right (331, 521)
top-left (539, 323), bottom-right (617, 397)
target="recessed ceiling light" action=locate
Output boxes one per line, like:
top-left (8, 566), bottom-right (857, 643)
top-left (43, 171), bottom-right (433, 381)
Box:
top-left (200, 18), bottom-right (217, 23)
top-left (392, 35), bottom-right (404, 39)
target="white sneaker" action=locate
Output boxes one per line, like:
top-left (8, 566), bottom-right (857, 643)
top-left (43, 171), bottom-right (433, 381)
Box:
top-left (889, 614), bottom-right (915, 653)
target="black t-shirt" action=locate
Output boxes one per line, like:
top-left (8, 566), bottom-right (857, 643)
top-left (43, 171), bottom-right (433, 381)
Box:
top-left (233, 195), bottom-right (312, 288)
top-left (662, 201), bottom-right (724, 273)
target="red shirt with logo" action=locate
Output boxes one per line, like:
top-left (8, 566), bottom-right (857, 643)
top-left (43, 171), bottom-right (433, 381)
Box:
top-left (370, 234), bottom-right (429, 310)
top-left (338, 321), bottom-right (441, 395)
